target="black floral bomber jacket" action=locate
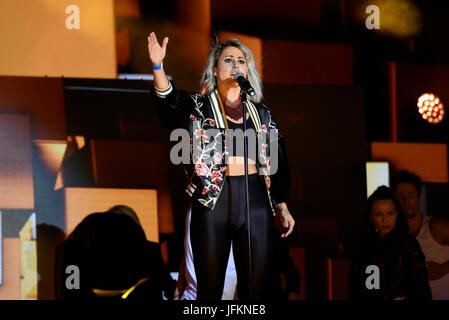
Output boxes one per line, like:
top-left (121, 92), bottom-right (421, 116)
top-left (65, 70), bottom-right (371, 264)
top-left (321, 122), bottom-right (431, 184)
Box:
top-left (152, 81), bottom-right (290, 214)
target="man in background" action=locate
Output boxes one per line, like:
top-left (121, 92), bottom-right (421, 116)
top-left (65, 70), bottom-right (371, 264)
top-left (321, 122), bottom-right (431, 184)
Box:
top-left (392, 170), bottom-right (449, 299)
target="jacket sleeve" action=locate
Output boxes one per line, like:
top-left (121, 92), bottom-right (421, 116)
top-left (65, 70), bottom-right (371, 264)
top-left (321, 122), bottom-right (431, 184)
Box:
top-left (151, 80), bottom-right (196, 130)
top-left (266, 110), bottom-right (291, 205)
top-left (404, 236), bottom-right (432, 300)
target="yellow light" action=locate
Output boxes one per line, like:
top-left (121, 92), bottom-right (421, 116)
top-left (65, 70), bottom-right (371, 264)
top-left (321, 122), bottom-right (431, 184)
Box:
top-left (417, 93), bottom-right (445, 124)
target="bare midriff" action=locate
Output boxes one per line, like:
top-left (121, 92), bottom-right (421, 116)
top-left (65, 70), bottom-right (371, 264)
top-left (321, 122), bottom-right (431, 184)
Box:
top-left (226, 157), bottom-right (258, 176)
top-left (225, 115), bottom-right (258, 176)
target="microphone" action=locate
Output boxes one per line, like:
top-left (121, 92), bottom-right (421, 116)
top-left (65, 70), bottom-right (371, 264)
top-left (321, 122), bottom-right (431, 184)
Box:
top-left (233, 72), bottom-right (255, 97)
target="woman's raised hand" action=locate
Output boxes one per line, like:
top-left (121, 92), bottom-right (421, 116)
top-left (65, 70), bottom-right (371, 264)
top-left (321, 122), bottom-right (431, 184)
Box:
top-left (147, 32), bottom-right (169, 66)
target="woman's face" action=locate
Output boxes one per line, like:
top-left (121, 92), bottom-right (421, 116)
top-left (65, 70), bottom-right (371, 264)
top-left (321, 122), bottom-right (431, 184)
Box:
top-left (214, 46), bottom-right (248, 86)
top-left (370, 199), bottom-right (398, 238)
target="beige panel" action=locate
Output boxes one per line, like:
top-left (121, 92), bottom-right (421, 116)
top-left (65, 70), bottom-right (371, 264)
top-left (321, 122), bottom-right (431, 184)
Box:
top-left (34, 140), bottom-right (67, 175)
top-left (371, 142), bottom-right (448, 183)
top-left (0, 114), bottom-right (34, 209)
top-left (0, 0), bottom-right (116, 78)
top-left (0, 238), bottom-right (21, 300)
top-left (64, 187), bottom-right (159, 242)
top-left (20, 213), bottom-right (37, 300)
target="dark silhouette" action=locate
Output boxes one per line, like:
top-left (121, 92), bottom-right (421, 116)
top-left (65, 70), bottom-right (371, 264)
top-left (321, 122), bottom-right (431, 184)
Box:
top-left (55, 206), bottom-right (175, 300)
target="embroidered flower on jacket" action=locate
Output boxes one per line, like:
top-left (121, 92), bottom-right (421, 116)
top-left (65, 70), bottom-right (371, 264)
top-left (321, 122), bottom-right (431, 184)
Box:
top-left (204, 118), bottom-right (216, 127)
top-left (265, 176), bottom-right (271, 188)
top-left (194, 129), bottom-right (208, 142)
top-left (202, 187), bottom-right (208, 195)
top-left (213, 152), bottom-right (223, 164)
top-left (190, 114), bottom-right (197, 120)
top-left (211, 171), bottom-right (223, 184)
top-left (262, 124), bottom-right (268, 132)
top-left (195, 162), bottom-right (210, 177)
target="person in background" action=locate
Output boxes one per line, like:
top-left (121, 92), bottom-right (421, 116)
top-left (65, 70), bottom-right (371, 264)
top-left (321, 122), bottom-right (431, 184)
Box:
top-left (109, 205), bottom-right (176, 300)
top-left (392, 170), bottom-right (449, 300)
top-left (348, 186), bottom-right (431, 300)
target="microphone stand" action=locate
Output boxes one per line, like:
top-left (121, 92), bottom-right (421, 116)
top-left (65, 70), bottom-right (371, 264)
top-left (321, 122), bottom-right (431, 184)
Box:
top-left (241, 91), bottom-right (253, 299)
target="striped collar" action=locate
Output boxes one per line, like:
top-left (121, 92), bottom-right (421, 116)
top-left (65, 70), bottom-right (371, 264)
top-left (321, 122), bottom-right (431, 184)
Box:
top-left (208, 90), bottom-right (262, 132)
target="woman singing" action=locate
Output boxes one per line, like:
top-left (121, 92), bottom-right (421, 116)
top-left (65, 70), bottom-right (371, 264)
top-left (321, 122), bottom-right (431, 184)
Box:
top-left (148, 32), bottom-right (295, 300)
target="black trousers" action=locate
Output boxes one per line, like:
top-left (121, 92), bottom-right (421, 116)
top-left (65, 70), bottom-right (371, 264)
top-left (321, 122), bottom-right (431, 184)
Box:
top-left (190, 173), bottom-right (276, 300)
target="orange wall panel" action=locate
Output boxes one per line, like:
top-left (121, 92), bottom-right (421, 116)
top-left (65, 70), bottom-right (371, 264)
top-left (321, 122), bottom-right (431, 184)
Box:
top-left (371, 142), bottom-right (448, 183)
top-left (0, 0), bottom-right (116, 78)
top-left (63, 187), bottom-right (159, 243)
top-left (0, 238), bottom-right (21, 300)
top-left (90, 140), bottom-right (174, 234)
top-left (0, 76), bottom-right (65, 140)
top-left (0, 114), bottom-right (34, 209)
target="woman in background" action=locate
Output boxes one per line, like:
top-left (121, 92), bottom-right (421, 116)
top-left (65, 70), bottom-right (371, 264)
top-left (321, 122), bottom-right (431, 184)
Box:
top-left (348, 186), bottom-right (432, 300)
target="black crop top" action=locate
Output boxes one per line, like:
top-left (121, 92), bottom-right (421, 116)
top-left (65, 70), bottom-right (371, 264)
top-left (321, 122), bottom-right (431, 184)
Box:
top-left (225, 118), bottom-right (258, 162)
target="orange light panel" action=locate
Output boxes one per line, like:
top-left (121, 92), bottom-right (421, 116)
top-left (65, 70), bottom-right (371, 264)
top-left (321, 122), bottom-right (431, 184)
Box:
top-left (0, 114), bottom-right (34, 209)
top-left (0, 0), bottom-right (116, 78)
top-left (63, 187), bottom-right (159, 242)
top-left (371, 142), bottom-right (448, 183)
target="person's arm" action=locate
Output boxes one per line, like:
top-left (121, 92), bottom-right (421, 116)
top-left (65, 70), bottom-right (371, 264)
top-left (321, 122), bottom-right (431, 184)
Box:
top-left (426, 219), bottom-right (449, 280)
top-left (147, 32), bottom-right (195, 130)
top-left (148, 32), bottom-right (169, 90)
top-left (405, 236), bottom-right (432, 299)
top-left (265, 109), bottom-right (295, 238)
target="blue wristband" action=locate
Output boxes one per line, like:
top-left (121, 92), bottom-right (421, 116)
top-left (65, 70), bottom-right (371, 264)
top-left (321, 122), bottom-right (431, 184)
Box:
top-left (152, 62), bottom-right (163, 70)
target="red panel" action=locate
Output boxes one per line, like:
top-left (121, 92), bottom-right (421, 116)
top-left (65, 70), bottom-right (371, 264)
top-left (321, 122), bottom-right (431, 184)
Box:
top-left (211, 0), bottom-right (322, 25)
top-left (0, 76), bottom-right (65, 140)
top-left (326, 257), bottom-right (350, 300)
top-left (263, 40), bottom-right (353, 85)
top-left (288, 247), bottom-right (306, 300)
